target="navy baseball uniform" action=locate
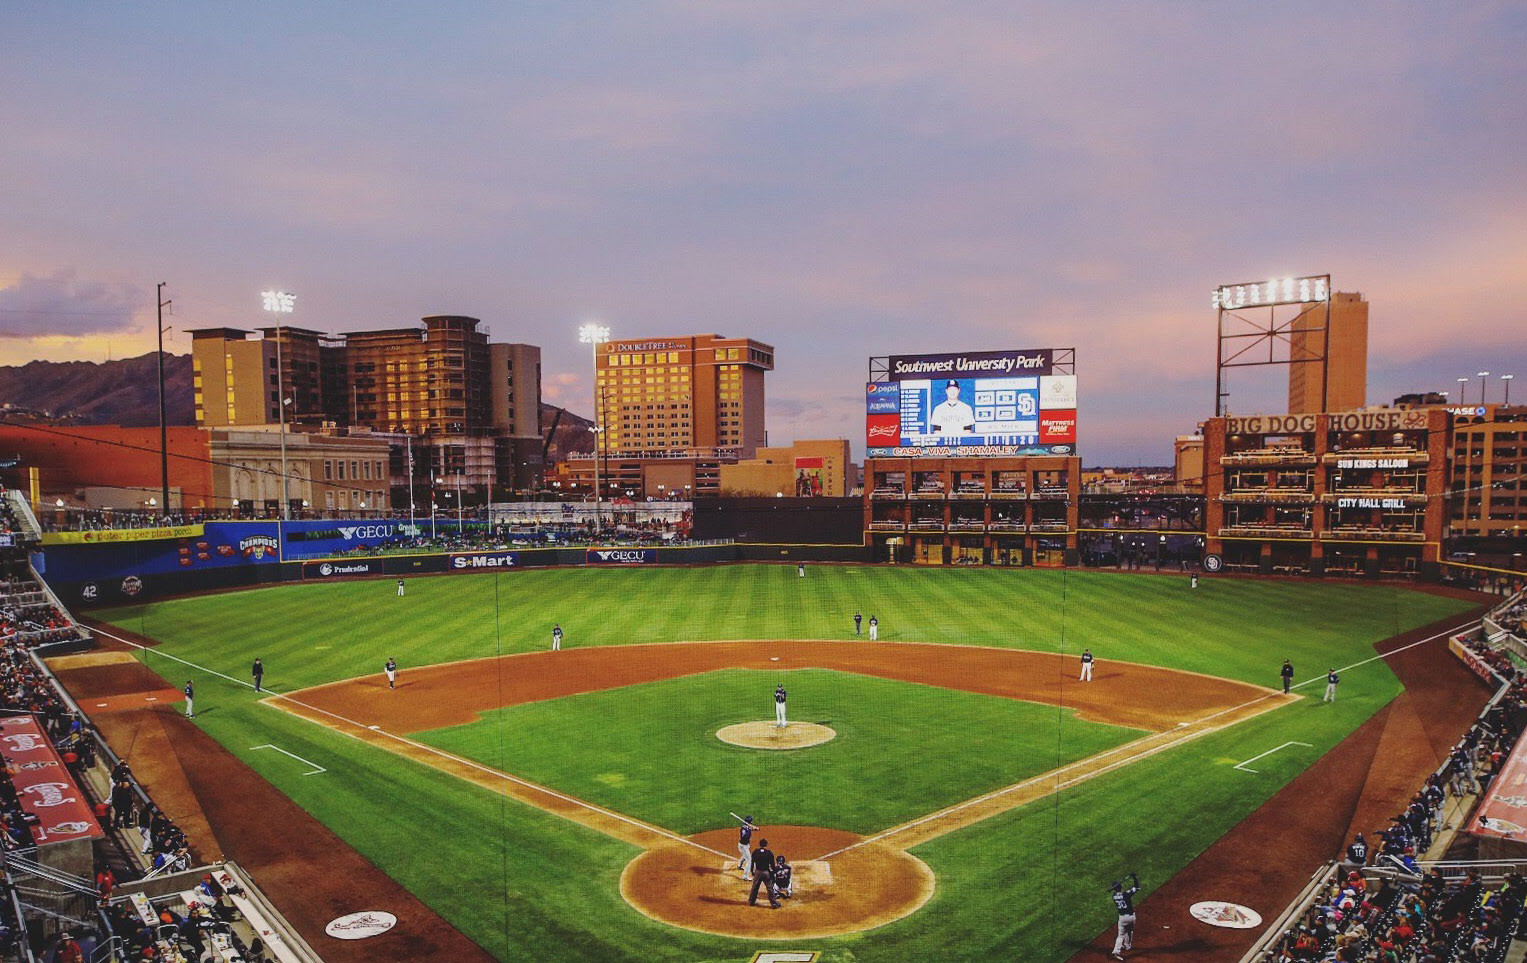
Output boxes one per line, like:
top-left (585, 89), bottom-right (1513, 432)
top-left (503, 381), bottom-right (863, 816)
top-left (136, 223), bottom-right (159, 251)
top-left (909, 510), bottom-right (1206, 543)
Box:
top-left (774, 684), bottom-right (787, 728)
top-left (1111, 873), bottom-right (1139, 959)
top-left (736, 816), bottom-right (757, 878)
top-left (385, 658), bottom-right (397, 689)
top-left (183, 681), bottom-right (194, 718)
top-left (1323, 669), bottom-right (1339, 702)
top-left (1080, 649), bottom-right (1094, 682)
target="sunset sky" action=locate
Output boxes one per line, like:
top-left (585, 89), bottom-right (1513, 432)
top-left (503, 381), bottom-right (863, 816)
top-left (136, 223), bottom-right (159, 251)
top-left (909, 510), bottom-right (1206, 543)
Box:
top-left (3, 3), bottom-right (1523, 462)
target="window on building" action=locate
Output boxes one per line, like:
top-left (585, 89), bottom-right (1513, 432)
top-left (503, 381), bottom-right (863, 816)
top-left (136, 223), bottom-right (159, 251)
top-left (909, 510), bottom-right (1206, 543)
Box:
top-left (324, 461), bottom-right (333, 480)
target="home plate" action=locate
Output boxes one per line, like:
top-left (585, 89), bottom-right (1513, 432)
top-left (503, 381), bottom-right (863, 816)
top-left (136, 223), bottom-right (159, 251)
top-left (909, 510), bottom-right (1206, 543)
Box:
top-left (714, 859), bottom-right (831, 891)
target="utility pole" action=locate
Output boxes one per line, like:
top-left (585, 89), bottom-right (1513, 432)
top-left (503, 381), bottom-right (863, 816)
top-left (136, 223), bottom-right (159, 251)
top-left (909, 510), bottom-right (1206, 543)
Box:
top-left (156, 283), bottom-right (171, 515)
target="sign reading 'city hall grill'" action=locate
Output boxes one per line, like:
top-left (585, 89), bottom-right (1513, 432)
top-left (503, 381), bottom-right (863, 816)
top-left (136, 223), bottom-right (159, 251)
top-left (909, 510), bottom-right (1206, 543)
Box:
top-left (1225, 410), bottom-right (1429, 436)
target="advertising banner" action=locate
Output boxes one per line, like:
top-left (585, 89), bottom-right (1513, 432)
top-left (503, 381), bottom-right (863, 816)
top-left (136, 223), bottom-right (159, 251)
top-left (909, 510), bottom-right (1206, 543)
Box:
top-left (41, 524), bottom-right (204, 545)
top-left (0, 716), bottom-right (103, 845)
top-left (448, 551), bottom-right (520, 571)
top-left (794, 458), bottom-right (826, 497)
top-left (303, 559), bottom-right (384, 579)
top-left (868, 350), bottom-right (1076, 457)
top-left (585, 548), bottom-right (657, 564)
top-left (1469, 732), bottom-right (1527, 838)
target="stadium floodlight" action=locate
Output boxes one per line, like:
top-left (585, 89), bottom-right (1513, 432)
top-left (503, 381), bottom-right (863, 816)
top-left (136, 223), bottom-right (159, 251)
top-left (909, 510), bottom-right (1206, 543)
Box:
top-left (1503, 374), bottom-right (1515, 405)
top-left (260, 290), bottom-right (296, 313)
top-left (1478, 372), bottom-right (1491, 405)
top-left (577, 323), bottom-right (611, 535)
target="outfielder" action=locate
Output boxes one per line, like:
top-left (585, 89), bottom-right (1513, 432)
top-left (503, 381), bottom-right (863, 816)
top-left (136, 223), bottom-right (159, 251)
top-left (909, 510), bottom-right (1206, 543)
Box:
top-left (385, 657), bottom-right (398, 690)
top-left (1111, 872), bottom-right (1139, 960)
top-left (1080, 649), bottom-right (1094, 682)
top-left (774, 684), bottom-right (788, 728)
top-left (183, 680), bottom-right (194, 718)
top-left (397, 578), bottom-right (405, 597)
top-left (552, 624), bottom-right (563, 651)
top-left (735, 815), bottom-right (758, 879)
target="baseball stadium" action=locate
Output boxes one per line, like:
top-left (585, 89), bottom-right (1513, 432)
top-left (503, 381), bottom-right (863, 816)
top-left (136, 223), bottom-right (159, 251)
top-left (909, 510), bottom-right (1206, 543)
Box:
top-left (1, 464), bottom-right (1524, 963)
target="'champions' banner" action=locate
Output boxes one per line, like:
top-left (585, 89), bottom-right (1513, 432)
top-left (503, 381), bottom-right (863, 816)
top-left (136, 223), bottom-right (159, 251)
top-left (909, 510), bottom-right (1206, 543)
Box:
top-left (0, 716), bottom-right (103, 845)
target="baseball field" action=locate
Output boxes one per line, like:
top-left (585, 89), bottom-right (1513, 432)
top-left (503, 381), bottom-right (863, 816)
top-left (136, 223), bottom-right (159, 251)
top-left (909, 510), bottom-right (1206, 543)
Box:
top-left (77, 564), bottom-right (1477, 962)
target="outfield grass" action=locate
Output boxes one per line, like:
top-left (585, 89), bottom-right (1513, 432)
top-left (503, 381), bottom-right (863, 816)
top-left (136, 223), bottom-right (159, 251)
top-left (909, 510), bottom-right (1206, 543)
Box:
top-left (87, 566), bottom-right (1476, 963)
top-left (414, 667), bottom-right (1143, 835)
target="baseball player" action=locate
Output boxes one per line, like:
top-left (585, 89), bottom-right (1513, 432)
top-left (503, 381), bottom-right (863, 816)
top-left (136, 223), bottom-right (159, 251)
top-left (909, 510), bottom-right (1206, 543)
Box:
top-left (1281, 659), bottom-right (1294, 694)
top-left (385, 657), bottom-right (398, 690)
top-left (929, 380), bottom-right (976, 436)
top-left (396, 578), bottom-right (405, 597)
top-left (868, 615), bottom-right (878, 641)
top-left (1110, 872), bottom-right (1139, 960)
top-left (773, 855), bottom-right (793, 898)
top-left (552, 624), bottom-right (563, 651)
top-left (1190, 573), bottom-right (1199, 589)
top-left (736, 815), bottom-right (758, 879)
top-left (774, 684), bottom-right (788, 728)
top-left (251, 658), bottom-right (264, 693)
top-left (797, 563), bottom-right (805, 578)
top-left (183, 680), bottom-right (194, 718)
top-left (1323, 668), bottom-right (1339, 702)
top-left (1080, 649), bottom-right (1094, 682)
top-left (854, 611), bottom-right (862, 636)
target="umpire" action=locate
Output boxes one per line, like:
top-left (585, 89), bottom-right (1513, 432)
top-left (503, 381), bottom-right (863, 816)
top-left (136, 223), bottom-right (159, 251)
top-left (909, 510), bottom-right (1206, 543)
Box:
top-left (748, 839), bottom-right (780, 909)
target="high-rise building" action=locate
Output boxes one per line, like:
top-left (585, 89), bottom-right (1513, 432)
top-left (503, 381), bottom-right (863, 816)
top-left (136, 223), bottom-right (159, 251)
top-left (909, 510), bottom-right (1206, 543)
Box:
top-left (188, 317), bottom-right (543, 496)
top-left (595, 335), bottom-right (774, 458)
top-left (1288, 291), bottom-right (1369, 414)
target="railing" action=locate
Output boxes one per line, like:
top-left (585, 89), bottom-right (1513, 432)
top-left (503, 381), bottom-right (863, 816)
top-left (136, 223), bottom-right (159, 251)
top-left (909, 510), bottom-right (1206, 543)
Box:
top-left (1221, 449), bottom-right (1317, 466)
top-left (870, 488), bottom-right (906, 500)
top-left (1218, 525), bottom-right (1313, 538)
top-left (1029, 521), bottom-right (1071, 533)
top-left (3, 491), bottom-right (42, 543)
top-left (948, 490), bottom-right (988, 500)
top-left (910, 489), bottom-right (946, 500)
top-left (1323, 528), bottom-right (1427, 542)
top-left (868, 520), bottom-right (907, 531)
top-left (908, 520), bottom-right (945, 531)
top-left (988, 489), bottom-right (1028, 500)
top-left (987, 521), bottom-right (1027, 532)
top-left (1219, 490), bottom-right (1316, 503)
top-left (948, 521), bottom-right (987, 532)
top-left (1029, 489), bottom-right (1070, 501)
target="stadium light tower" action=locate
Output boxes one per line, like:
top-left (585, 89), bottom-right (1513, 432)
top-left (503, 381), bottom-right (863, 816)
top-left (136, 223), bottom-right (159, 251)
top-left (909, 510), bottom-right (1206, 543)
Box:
top-left (1502, 373), bottom-right (1514, 405)
top-left (262, 290), bottom-right (296, 560)
top-left (578, 323), bottom-right (610, 535)
top-left (1478, 371), bottom-right (1491, 406)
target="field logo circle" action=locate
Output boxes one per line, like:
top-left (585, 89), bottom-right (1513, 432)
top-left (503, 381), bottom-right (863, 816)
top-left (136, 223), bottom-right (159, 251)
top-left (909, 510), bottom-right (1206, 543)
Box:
top-left (1202, 554), bottom-right (1224, 574)
top-left (325, 910), bottom-right (397, 940)
top-left (1188, 901), bottom-right (1261, 929)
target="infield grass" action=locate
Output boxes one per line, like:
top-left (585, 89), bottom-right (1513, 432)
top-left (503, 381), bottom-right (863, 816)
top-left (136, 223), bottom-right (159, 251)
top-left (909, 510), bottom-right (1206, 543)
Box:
top-left (413, 667), bottom-right (1144, 835)
top-left (87, 566), bottom-right (1478, 963)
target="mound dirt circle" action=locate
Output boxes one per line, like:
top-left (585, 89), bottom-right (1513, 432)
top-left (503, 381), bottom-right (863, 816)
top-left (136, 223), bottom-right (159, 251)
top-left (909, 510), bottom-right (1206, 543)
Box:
top-left (716, 721), bottom-right (837, 750)
top-left (620, 826), bottom-right (935, 939)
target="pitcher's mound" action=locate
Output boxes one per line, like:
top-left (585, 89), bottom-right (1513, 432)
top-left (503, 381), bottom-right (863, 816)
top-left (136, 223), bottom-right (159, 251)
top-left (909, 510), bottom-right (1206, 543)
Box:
top-left (620, 826), bottom-right (934, 939)
top-left (717, 721), bottom-right (836, 750)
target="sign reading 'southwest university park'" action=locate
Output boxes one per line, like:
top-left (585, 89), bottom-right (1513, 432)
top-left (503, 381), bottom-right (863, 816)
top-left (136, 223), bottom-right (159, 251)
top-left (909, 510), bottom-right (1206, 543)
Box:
top-left (868, 349), bottom-right (1075, 458)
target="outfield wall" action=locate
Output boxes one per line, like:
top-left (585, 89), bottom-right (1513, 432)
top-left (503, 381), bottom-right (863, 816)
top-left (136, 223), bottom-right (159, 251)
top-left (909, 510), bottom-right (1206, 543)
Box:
top-left (39, 524), bottom-right (873, 607)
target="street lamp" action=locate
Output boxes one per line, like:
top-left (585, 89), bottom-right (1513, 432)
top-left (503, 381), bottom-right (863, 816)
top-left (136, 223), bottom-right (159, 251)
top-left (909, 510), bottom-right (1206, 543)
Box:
top-left (1503, 374), bottom-right (1515, 405)
top-left (578, 323), bottom-right (610, 534)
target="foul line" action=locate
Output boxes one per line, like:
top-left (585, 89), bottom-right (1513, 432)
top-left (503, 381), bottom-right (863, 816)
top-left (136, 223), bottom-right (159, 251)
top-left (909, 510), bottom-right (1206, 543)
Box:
top-left (819, 617), bottom-right (1482, 861)
top-left (250, 743), bottom-right (326, 775)
top-left (1233, 741), bottom-right (1312, 774)
top-left (85, 623), bottom-right (728, 861)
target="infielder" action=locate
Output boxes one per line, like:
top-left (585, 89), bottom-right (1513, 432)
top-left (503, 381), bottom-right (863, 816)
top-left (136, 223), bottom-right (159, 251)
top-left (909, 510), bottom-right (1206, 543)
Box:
top-left (1323, 668), bottom-right (1339, 702)
top-left (774, 684), bottom-right (788, 728)
top-left (396, 578), bottom-right (405, 597)
top-left (1080, 649), bottom-right (1094, 681)
top-left (1110, 872), bottom-right (1139, 960)
top-left (735, 814), bottom-right (758, 879)
top-left (552, 624), bottom-right (563, 651)
top-left (385, 657), bottom-right (398, 690)
top-left (854, 611), bottom-right (862, 636)
top-left (183, 680), bottom-right (194, 718)
top-left (868, 615), bottom-right (878, 641)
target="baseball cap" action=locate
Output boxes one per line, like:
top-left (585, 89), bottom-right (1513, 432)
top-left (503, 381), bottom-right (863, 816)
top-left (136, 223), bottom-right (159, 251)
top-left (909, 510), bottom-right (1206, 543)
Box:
top-left (945, 379), bottom-right (959, 388)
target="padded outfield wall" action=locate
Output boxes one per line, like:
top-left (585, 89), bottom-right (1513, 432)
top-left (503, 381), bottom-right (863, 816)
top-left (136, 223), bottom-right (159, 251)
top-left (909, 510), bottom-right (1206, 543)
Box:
top-left (37, 518), bottom-right (871, 607)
